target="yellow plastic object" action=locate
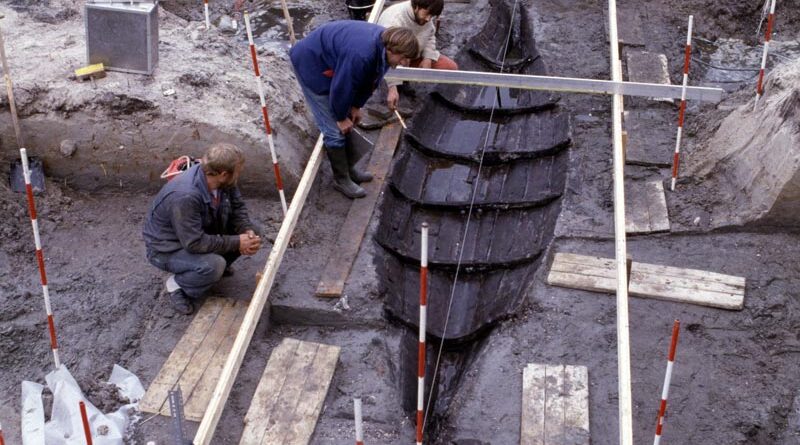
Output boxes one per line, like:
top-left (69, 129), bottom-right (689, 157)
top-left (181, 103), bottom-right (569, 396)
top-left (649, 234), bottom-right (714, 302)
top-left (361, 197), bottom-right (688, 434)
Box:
top-left (74, 63), bottom-right (106, 80)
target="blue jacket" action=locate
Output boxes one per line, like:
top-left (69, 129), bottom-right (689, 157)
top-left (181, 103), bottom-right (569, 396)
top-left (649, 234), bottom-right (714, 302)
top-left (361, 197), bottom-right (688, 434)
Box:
top-left (142, 164), bottom-right (253, 256)
top-left (290, 20), bottom-right (388, 121)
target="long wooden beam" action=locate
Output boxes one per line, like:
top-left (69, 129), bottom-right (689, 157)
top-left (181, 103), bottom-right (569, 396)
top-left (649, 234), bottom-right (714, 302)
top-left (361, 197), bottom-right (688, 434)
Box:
top-left (191, 2), bottom-right (387, 443)
top-left (384, 67), bottom-right (724, 102)
top-left (608, 1), bottom-right (634, 445)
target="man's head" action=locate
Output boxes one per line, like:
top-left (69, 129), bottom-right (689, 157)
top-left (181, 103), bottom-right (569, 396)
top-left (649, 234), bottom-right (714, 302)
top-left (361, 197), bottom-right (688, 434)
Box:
top-left (411, 0), bottom-right (443, 25)
top-left (382, 27), bottom-right (420, 68)
top-left (202, 143), bottom-right (245, 188)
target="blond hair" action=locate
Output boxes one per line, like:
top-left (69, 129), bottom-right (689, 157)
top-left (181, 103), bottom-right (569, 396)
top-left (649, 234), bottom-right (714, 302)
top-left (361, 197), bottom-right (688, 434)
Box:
top-left (202, 143), bottom-right (244, 176)
top-left (382, 27), bottom-right (420, 59)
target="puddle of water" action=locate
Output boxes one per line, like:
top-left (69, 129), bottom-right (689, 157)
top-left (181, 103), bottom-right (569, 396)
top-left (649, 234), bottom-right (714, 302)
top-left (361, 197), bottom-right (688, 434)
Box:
top-left (248, 4), bottom-right (314, 42)
top-left (698, 38), bottom-right (800, 91)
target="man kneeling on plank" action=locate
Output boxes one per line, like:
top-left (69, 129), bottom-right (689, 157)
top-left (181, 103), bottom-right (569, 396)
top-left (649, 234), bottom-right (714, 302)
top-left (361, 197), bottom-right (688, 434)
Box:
top-left (290, 22), bottom-right (419, 199)
top-left (142, 143), bottom-right (262, 315)
top-left (378, 0), bottom-right (459, 110)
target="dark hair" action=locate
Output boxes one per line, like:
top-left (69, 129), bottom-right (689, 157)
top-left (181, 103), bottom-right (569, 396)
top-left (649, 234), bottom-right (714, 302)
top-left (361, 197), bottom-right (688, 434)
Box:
top-left (411, 0), bottom-right (444, 16)
top-left (382, 27), bottom-right (420, 59)
top-left (202, 143), bottom-right (244, 175)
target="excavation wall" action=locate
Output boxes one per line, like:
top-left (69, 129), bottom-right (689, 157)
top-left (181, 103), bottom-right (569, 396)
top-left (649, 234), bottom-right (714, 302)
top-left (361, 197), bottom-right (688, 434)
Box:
top-left (686, 58), bottom-right (800, 228)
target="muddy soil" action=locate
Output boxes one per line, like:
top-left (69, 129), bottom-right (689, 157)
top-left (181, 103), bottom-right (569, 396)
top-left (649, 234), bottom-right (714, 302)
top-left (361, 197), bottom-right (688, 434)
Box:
top-left (1, 0), bottom-right (800, 444)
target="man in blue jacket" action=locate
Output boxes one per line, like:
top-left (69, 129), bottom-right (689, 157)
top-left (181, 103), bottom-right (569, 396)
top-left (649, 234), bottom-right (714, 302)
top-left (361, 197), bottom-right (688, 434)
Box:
top-left (143, 143), bottom-right (263, 315)
top-left (290, 21), bottom-right (419, 198)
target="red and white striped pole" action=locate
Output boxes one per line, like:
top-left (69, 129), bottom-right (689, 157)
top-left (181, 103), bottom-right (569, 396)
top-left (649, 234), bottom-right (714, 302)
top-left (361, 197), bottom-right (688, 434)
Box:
top-left (354, 398), bottom-right (364, 445)
top-left (653, 320), bottom-right (681, 445)
top-left (20, 148), bottom-right (61, 369)
top-left (203, 0), bottom-right (210, 30)
top-left (670, 15), bottom-right (693, 192)
top-left (244, 11), bottom-right (289, 216)
top-left (79, 401), bottom-right (93, 445)
top-left (416, 222), bottom-right (429, 445)
top-left (0, 421), bottom-right (6, 445)
top-left (754, 0), bottom-right (777, 110)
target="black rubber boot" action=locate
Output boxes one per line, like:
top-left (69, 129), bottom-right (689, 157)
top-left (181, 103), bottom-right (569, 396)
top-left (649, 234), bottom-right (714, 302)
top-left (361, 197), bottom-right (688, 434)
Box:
top-left (345, 136), bottom-right (373, 184)
top-left (326, 146), bottom-right (366, 199)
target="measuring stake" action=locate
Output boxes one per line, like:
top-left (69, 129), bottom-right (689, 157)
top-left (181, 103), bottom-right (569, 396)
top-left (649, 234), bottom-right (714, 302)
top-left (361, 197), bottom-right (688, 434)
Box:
top-left (279, 0), bottom-right (297, 45)
top-left (653, 320), bottom-right (681, 445)
top-left (0, 421), bottom-right (6, 445)
top-left (203, 0), bottom-right (210, 30)
top-left (79, 401), bottom-right (93, 445)
top-left (416, 222), bottom-right (429, 445)
top-left (670, 15), bottom-right (693, 191)
top-left (21, 148), bottom-right (61, 369)
top-left (754, 0), bottom-right (777, 110)
top-left (0, 22), bottom-right (23, 148)
top-left (354, 398), bottom-right (364, 445)
top-left (244, 11), bottom-right (288, 215)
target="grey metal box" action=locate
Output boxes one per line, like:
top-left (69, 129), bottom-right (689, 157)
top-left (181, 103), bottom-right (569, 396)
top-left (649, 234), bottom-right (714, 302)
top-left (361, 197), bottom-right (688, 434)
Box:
top-left (85, 2), bottom-right (159, 75)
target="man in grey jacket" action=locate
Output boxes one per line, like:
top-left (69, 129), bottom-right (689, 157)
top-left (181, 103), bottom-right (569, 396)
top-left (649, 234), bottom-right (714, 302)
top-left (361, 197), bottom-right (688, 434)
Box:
top-left (143, 143), bottom-right (262, 315)
top-left (377, 0), bottom-right (458, 109)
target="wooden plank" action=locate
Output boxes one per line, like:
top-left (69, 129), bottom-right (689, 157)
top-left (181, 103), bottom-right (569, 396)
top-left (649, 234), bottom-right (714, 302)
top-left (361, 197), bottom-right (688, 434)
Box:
top-left (550, 261), bottom-right (617, 280)
top-left (543, 365), bottom-right (565, 444)
top-left (605, 10), bottom-right (645, 47)
top-left (316, 124), bottom-right (403, 297)
top-left (547, 271), bottom-right (617, 294)
top-left (624, 180), bottom-right (651, 234)
top-left (139, 298), bottom-right (226, 415)
top-left (629, 277), bottom-right (744, 310)
top-left (562, 365), bottom-right (590, 444)
top-left (553, 252), bottom-right (616, 269)
top-left (632, 262), bottom-right (745, 288)
top-left (240, 338), bottom-right (302, 445)
top-left (521, 364), bottom-right (590, 445)
top-left (283, 343), bottom-right (341, 444)
top-left (630, 269), bottom-right (743, 295)
top-left (259, 341), bottom-right (320, 444)
top-left (625, 180), bottom-right (670, 234)
top-left (626, 51), bottom-right (671, 85)
top-left (624, 110), bottom-right (674, 167)
top-left (184, 300), bottom-right (249, 421)
top-left (521, 364), bottom-right (546, 445)
top-left (645, 181), bottom-right (670, 232)
top-left (175, 299), bottom-right (239, 420)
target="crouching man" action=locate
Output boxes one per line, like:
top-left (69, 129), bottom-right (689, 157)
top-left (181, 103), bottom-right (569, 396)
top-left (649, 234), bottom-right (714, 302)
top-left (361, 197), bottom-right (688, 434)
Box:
top-left (142, 143), bottom-right (262, 315)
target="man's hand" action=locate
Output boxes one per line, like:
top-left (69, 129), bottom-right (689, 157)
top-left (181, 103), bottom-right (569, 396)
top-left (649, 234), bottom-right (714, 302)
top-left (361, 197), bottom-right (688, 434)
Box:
top-left (337, 118), bottom-right (354, 134)
top-left (387, 86), bottom-right (400, 110)
top-left (350, 107), bottom-right (362, 126)
top-left (419, 58), bottom-right (434, 69)
top-left (239, 232), bottom-right (262, 255)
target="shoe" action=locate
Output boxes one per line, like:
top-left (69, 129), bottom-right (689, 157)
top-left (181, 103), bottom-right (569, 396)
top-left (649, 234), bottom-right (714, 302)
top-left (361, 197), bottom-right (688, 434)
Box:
top-left (325, 146), bottom-right (366, 199)
top-left (345, 136), bottom-right (373, 184)
top-left (168, 289), bottom-right (194, 315)
top-left (165, 274), bottom-right (180, 293)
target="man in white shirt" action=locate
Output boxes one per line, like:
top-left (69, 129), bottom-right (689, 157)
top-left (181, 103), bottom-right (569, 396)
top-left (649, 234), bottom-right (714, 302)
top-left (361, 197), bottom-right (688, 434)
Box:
top-left (377, 0), bottom-right (458, 110)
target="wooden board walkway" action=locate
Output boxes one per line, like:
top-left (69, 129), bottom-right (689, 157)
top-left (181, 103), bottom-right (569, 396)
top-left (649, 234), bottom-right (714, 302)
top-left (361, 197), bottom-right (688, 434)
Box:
top-left (316, 123), bottom-right (403, 297)
top-left (521, 363), bottom-right (590, 445)
top-left (546, 252), bottom-right (746, 310)
top-left (239, 338), bottom-right (340, 445)
top-left (625, 50), bottom-right (673, 103)
top-left (139, 297), bottom-right (248, 420)
top-left (625, 180), bottom-right (670, 235)
top-left (623, 109), bottom-right (674, 167)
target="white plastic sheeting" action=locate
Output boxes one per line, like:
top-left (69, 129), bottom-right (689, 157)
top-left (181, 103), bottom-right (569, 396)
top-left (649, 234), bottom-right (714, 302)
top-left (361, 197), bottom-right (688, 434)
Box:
top-left (21, 365), bottom-right (144, 445)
